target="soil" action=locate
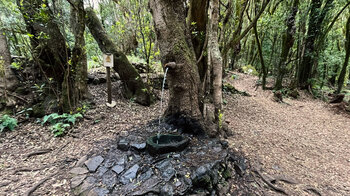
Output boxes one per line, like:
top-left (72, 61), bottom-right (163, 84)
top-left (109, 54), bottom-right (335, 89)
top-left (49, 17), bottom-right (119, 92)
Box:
top-left (0, 72), bottom-right (349, 195)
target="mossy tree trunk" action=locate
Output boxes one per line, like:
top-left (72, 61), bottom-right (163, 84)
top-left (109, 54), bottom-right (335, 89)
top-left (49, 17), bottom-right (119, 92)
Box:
top-left (275, 0), bottom-right (299, 90)
top-left (61, 0), bottom-right (88, 111)
top-left (336, 12), bottom-right (350, 94)
top-left (0, 26), bottom-right (18, 95)
top-left (17, 0), bottom-right (68, 87)
top-left (85, 8), bottom-right (153, 106)
top-left (208, 0), bottom-right (223, 129)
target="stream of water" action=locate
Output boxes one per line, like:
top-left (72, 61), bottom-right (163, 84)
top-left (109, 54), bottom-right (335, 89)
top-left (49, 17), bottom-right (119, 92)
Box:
top-left (157, 67), bottom-right (169, 143)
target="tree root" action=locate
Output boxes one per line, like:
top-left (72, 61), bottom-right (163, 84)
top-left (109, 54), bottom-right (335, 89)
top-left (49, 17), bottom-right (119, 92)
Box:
top-left (25, 149), bottom-right (52, 159)
top-left (252, 167), bottom-right (288, 195)
top-left (303, 185), bottom-right (322, 196)
top-left (12, 165), bottom-right (49, 175)
top-left (24, 172), bottom-right (58, 196)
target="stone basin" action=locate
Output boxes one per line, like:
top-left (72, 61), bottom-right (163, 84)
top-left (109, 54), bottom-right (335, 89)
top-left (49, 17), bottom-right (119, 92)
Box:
top-left (146, 134), bottom-right (189, 155)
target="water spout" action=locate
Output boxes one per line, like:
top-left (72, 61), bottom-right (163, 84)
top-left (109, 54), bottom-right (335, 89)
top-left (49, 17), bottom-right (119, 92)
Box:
top-left (159, 67), bottom-right (169, 124)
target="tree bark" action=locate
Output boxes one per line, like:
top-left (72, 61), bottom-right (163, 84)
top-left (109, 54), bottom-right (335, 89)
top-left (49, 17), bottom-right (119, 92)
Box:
top-left (275, 0), bottom-right (299, 90)
top-left (17, 0), bottom-right (68, 86)
top-left (297, 0), bottom-right (333, 88)
top-left (208, 0), bottom-right (223, 129)
top-left (149, 0), bottom-right (202, 122)
top-left (0, 28), bottom-right (18, 94)
top-left (336, 13), bottom-right (350, 94)
top-left (85, 8), bottom-right (153, 106)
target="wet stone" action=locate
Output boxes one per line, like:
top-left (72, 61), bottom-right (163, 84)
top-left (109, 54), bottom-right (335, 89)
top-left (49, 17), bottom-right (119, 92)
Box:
top-left (120, 164), bottom-right (139, 185)
top-left (112, 165), bottom-right (124, 174)
top-left (70, 167), bottom-right (89, 175)
top-left (118, 139), bottom-right (129, 151)
top-left (85, 156), bottom-right (104, 172)
top-left (102, 170), bottom-right (117, 189)
top-left (71, 174), bottom-right (87, 188)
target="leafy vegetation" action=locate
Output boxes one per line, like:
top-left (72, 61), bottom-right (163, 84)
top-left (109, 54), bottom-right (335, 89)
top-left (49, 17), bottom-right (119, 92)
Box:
top-left (41, 113), bottom-right (83, 137)
top-left (0, 115), bottom-right (17, 132)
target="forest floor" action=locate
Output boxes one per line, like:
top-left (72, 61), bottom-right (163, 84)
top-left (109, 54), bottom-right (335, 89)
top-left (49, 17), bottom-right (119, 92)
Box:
top-left (225, 72), bottom-right (350, 196)
top-left (0, 72), bottom-right (349, 195)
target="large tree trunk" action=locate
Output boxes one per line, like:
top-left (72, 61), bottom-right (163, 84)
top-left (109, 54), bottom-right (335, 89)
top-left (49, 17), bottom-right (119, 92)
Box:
top-left (336, 13), bottom-right (350, 94)
top-left (17, 0), bottom-right (68, 86)
top-left (85, 8), bottom-right (153, 106)
top-left (275, 0), bottom-right (299, 90)
top-left (149, 0), bottom-right (203, 124)
top-left (0, 29), bottom-right (18, 94)
top-left (297, 0), bottom-right (333, 88)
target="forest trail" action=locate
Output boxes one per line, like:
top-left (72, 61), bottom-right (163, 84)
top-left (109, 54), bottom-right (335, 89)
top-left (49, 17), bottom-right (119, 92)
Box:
top-left (225, 72), bottom-right (350, 196)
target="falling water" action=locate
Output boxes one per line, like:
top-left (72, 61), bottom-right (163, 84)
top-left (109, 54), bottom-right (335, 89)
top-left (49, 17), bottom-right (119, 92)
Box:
top-left (158, 67), bottom-right (169, 143)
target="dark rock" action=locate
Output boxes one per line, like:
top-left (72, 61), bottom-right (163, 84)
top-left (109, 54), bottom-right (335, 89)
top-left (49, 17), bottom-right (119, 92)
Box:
top-left (130, 142), bottom-right (146, 151)
top-left (87, 74), bottom-right (95, 84)
top-left (71, 174), bottom-right (87, 188)
top-left (155, 159), bottom-right (172, 170)
top-left (84, 156), bottom-right (104, 172)
top-left (160, 184), bottom-right (174, 196)
top-left (88, 187), bottom-right (110, 196)
top-left (120, 164), bottom-right (139, 185)
top-left (162, 166), bottom-right (175, 182)
top-left (138, 168), bottom-right (153, 182)
top-left (131, 177), bottom-right (161, 195)
top-left (70, 167), bottom-right (89, 175)
top-left (112, 165), bottom-right (124, 174)
top-left (102, 170), bottom-right (117, 189)
top-left (219, 140), bottom-right (229, 149)
top-left (118, 139), bottom-right (129, 151)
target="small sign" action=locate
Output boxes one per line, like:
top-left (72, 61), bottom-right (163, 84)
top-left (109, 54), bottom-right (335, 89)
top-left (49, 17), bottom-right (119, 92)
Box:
top-left (103, 54), bottom-right (113, 68)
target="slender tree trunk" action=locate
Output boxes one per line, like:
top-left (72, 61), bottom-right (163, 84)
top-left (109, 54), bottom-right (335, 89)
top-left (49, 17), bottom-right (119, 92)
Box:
top-left (275, 0), bottom-right (299, 90)
top-left (336, 13), bottom-right (350, 94)
top-left (208, 0), bottom-right (223, 129)
top-left (85, 8), bottom-right (153, 106)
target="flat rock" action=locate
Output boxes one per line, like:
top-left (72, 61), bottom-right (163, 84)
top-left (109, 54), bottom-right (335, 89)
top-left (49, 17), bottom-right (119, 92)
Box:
top-left (75, 176), bottom-right (96, 195)
top-left (70, 167), bottom-right (89, 175)
top-left (120, 164), bottom-right (139, 185)
top-left (112, 165), bottom-right (124, 174)
top-left (85, 156), bottom-right (104, 172)
top-left (102, 170), bottom-right (117, 189)
top-left (71, 174), bottom-right (87, 188)
top-left (138, 168), bottom-right (153, 182)
top-left (160, 184), bottom-right (174, 196)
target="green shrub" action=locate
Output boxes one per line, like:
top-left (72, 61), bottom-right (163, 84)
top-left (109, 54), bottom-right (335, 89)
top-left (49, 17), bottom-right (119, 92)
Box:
top-left (41, 113), bottom-right (83, 137)
top-left (241, 65), bottom-right (259, 76)
top-left (0, 115), bottom-right (18, 132)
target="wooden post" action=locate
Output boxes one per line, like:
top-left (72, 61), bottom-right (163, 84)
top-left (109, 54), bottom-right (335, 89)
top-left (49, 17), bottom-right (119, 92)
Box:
top-left (103, 54), bottom-right (114, 105)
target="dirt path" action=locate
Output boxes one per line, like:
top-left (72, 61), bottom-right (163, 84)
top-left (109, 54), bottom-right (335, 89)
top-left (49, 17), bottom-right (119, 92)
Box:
top-left (225, 72), bottom-right (350, 196)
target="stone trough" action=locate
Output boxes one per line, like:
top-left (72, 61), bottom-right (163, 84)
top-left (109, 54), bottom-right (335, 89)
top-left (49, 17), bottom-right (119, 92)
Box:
top-left (69, 122), bottom-right (250, 195)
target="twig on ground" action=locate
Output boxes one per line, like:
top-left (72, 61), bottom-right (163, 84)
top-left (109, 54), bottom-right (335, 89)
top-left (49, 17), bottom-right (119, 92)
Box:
top-left (25, 149), bottom-right (52, 159)
top-left (24, 172), bottom-right (58, 196)
top-left (303, 185), bottom-right (322, 196)
top-left (12, 165), bottom-right (49, 175)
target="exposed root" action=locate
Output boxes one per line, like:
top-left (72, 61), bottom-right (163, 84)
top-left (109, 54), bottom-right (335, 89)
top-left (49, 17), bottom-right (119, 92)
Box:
top-left (25, 149), bottom-right (52, 159)
top-left (252, 166), bottom-right (288, 195)
top-left (12, 165), bottom-right (49, 175)
top-left (303, 185), bottom-right (322, 196)
top-left (24, 172), bottom-right (58, 196)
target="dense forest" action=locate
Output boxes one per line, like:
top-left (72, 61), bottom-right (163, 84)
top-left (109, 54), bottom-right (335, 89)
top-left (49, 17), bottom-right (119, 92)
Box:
top-left (0, 0), bottom-right (350, 195)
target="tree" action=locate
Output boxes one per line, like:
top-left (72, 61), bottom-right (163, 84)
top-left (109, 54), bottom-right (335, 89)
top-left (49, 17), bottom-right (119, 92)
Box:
top-left (85, 8), bottom-right (153, 106)
top-left (0, 24), bottom-right (18, 96)
top-left (297, 0), bottom-right (333, 88)
top-left (336, 10), bottom-right (350, 94)
top-left (275, 0), bottom-right (299, 90)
